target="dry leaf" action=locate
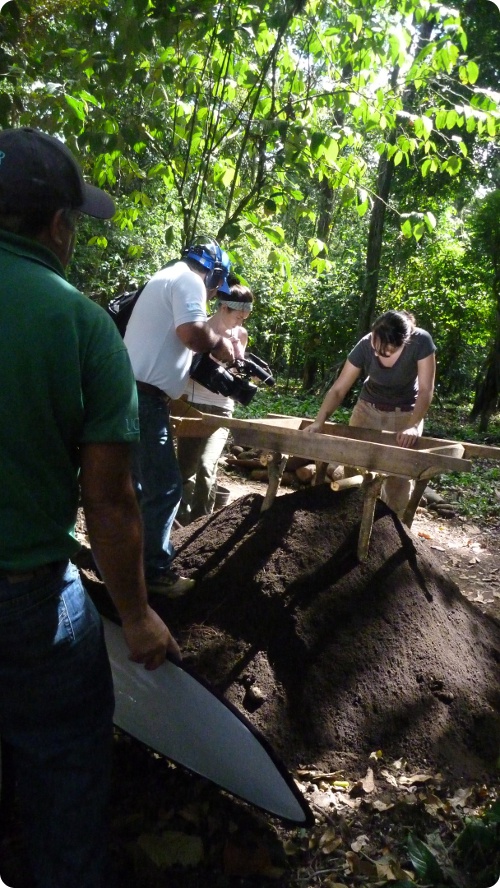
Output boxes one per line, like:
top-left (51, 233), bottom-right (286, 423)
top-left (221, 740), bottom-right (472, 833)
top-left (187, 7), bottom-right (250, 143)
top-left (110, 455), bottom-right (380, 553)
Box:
top-left (345, 850), bottom-right (377, 877)
top-left (380, 769), bottom-right (398, 787)
top-left (319, 827), bottom-right (342, 854)
top-left (422, 792), bottom-right (448, 816)
top-left (372, 797), bottom-right (395, 812)
top-left (283, 839), bottom-right (303, 857)
top-left (351, 834), bottom-right (370, 853)
top-left (376, 856), bottom-right (411, 880)
top-left (449, 787), bottom-right (474, 810)
top-left (398, 772), bottom-right (434, 786)
top-left (361, 768), bottom-right (375, 793)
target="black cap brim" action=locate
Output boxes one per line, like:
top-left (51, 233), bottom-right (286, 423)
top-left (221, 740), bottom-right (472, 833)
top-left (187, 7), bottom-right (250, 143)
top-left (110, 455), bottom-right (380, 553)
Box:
top-left (80, 183), bottom-right (116, 219)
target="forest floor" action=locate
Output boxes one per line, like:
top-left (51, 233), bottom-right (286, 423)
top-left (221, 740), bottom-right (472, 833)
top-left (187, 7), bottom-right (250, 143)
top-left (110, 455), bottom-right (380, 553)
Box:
top-left (2, 467), bottom-right (499, 888)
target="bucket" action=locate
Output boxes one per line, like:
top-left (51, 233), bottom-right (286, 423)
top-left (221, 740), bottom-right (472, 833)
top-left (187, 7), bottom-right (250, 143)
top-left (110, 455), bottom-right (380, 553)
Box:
top-left (214, 484), bottom-right (230, 510)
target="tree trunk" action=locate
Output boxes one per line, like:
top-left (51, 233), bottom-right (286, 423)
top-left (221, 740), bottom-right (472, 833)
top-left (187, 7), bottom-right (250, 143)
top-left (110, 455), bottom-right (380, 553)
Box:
top-left (357, 133), bottom-right (396, 338)
top-left (357, 21), bottom-right (434, 339)
top-left (470, 307), bottom-right (500, 431)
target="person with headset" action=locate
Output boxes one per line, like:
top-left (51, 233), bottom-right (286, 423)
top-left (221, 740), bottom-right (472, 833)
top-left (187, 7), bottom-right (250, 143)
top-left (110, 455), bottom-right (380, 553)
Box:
top-left (124, 236), bottom-right (234, 597)
top-left (177, 279), bottom-right (254, 524)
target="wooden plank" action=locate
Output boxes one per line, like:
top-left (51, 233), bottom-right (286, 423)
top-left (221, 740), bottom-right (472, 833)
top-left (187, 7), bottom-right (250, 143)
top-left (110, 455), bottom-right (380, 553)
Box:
top-left (187, 415), bottom-right (472, 478)
top-left (402, 478), bottom-right (429, 528)
top-left (428, 440), bottom-right (500, 460)
top-left (171, 413), bottom-right (302, 436)
top-left (298, 417), bottom-right (500, 461)
top-left (261, 452), bottom-right (288, 512)
top-left (423, 444), bottom-right (464, 457)
top-left (252, 416), bottom-right (304, 430)
top-left (358, 475), bottom-right (384, 562)
top-left (173, 409), bottom-right (500, 461)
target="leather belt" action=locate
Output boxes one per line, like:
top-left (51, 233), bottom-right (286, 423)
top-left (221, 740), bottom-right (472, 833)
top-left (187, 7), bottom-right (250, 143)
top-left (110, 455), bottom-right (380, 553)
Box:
top-left (136, 381), bottom-right (171, 405)
top-left (371, 403), bottom-right (413, 413)
top-left (0, 561), bottom-right (61, 584)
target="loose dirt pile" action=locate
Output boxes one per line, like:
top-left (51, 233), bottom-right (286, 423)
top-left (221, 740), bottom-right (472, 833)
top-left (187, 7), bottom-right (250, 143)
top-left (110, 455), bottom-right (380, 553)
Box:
top-left (146, 484), bottom-right (500, 784)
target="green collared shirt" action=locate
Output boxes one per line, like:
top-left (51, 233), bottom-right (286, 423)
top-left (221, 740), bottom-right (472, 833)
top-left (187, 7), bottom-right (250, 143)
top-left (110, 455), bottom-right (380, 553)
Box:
top-left (0, 230), bottom-right (139, 569)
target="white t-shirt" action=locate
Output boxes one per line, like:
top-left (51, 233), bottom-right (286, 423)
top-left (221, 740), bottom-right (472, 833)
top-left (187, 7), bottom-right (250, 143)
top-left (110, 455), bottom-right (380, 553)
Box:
top-left (124, 261), bottom-right (207, 399)
top-left (184, 376), bottom-right (234, 411)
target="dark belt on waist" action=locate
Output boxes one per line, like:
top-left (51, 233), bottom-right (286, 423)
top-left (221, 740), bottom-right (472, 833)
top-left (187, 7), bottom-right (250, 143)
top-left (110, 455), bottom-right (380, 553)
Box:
top-left (370, 403), bottom-right (413, 413)
top-left (136, 380), bottom-right (171, 405)
top-left (0, 561), bottom-right (62, 584)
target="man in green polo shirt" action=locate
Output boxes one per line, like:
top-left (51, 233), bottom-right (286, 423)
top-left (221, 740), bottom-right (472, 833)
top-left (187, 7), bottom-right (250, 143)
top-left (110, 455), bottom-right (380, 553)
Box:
top-left (0, 127), bottom-right (179, 888)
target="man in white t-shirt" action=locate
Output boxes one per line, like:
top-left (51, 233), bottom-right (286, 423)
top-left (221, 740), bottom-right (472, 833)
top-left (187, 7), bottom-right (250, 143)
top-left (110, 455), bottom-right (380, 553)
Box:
top-left (124, 236), bottom-right (234, 597)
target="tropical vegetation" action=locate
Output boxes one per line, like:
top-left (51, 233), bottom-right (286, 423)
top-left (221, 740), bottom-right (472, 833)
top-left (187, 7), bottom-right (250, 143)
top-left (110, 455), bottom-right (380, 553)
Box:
top-left (0, 0), bottom-right (499, 423)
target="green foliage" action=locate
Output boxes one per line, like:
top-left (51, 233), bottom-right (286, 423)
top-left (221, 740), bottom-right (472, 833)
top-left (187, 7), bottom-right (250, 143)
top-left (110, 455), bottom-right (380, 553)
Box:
top-left (1, 0), bottom-right (499, 409)
top-left (382, 204), bottom-right (496, 399)
top-left (405, 800), bottom-right (500, 888)
top-left (406, 833), bottom-right (444, 882)
top-left (425, 404), bottom-right (500, 445)
top-left (421, 404), bottom-right (500, 518)
top-left (436, 463), bottom-right (500, 520)
top-left (234, 385), bottom-right (357, 425)
top-left (2, 0), bottom-right (498, 256)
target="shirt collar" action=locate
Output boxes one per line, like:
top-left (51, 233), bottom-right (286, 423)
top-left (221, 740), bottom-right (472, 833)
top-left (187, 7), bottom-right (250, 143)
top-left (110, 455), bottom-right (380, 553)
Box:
top-left (0, 228), bottom-right (66, 279)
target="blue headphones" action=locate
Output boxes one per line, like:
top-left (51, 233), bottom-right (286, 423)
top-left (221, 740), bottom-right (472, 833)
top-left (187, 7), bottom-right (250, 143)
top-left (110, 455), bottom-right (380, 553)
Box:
top-left (182, 235), bottom-right (231, 293)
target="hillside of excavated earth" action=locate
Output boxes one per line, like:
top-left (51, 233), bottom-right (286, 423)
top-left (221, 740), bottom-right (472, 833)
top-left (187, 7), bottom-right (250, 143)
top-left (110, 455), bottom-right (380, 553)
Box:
top-left (88, 484), bottom-right (500, 783)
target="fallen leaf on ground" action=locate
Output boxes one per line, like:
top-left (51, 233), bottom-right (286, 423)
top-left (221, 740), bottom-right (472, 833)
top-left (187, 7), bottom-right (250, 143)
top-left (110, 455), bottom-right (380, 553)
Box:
top-left (319, 828), bottom-right (343, 854)
top-left (345, 850), bottom-right (377, 877)
top-left (398, 772), bottom-right (435, 786)
top-left (376, 856), bottom-right (412, 880)
top-left (351, 834), bottom-right (371, 853)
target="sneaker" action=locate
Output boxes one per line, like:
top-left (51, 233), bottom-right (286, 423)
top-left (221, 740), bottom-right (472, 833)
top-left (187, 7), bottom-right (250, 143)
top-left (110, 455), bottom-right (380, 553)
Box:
top-left (147, 570), bottom-right (195, 599)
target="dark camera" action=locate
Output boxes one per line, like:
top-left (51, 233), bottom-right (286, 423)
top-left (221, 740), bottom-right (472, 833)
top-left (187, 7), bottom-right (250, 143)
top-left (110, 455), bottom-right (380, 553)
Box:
top-left (190, 352), bottom-right (275, 407)
top-left (234, 353), bottom-right (275, 387)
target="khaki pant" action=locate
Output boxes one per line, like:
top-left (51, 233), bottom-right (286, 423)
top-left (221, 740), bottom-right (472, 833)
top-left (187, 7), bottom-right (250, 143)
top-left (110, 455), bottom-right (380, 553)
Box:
top-left (176, 402), bottom-right (232, 524)
top-left (346, 399), bottom-right (423, 519)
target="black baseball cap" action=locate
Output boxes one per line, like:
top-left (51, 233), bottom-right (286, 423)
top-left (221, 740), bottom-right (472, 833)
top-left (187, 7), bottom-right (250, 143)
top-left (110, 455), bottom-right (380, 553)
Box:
top-left (0, 127), bottom-right (115, 219)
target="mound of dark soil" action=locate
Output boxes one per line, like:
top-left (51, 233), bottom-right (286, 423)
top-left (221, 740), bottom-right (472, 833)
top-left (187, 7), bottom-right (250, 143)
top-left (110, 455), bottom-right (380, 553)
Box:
top-left (150, 484), bottom-right (500, 783)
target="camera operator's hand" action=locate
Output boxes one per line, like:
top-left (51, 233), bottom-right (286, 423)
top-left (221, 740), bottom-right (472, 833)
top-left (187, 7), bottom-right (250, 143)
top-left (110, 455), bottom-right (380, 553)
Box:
top-left (211, 335), bottom-right (235, 364)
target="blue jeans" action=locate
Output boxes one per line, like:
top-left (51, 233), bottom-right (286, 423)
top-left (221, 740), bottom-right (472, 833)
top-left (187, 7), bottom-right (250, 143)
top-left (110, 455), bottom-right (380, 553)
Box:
top-left (0, 560), bottom-right (114, 888)
top-left (132, 390), bottom-right (182, 578)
